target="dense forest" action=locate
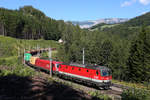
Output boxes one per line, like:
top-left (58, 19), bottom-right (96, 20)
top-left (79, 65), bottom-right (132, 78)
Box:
top-left (0, 6), bottom-right (75, 40)
top-left (0, 6), bottom-right (150, 84)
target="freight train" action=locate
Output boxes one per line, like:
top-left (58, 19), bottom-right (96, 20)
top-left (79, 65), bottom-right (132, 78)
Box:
top-left (24, 50), bottom-right (112, 89)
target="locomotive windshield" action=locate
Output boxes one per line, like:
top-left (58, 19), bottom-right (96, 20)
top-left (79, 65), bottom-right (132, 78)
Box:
top-left (101, 70), bottom-right (111, 76)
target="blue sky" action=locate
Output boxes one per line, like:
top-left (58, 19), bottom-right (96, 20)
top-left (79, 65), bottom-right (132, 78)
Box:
top-left (0, 0), bottom-right (150, 21)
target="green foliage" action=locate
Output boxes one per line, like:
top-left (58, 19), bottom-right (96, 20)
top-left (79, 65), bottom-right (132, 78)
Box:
top-left (121, 88), bottom-right (150, 100)
top-left (124, 12), bottom-right (150, 27)
top-left (0, 6), bottom-right (72, 40)
top-left (127, 27), bottom-right (150, 82)
top-left (0, 56), bottom-right (19, 66)
top-left (108, 38), bottom-right (130, 80)
top-left (0, 56), bottom-right (36, 77)
top-left (19, 6), bottom-right (45, 19)
top-left (0, 65), bottom-right (36, 77)
top-left (0, 35), bottom-right (60, 58)
top-left (88, 91), bottom-right (112, 100)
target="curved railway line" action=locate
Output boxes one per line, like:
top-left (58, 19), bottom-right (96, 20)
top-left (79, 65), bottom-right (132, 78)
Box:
top-left (25, 48), bottom-right (124, 100)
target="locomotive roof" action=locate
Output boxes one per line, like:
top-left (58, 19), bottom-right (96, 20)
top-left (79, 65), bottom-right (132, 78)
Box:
top-left (63, 63), bottom-right (110, 70)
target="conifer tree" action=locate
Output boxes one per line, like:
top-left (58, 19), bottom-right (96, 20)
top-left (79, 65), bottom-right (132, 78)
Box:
top-left (128, 27), bottom-right (150, 82)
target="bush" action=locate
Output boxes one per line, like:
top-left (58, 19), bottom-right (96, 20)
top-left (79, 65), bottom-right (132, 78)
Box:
top-left (0, 56), bottom-right (36, 77)
top-left (0, 56), bottom-right (20, 66)
top-left (88, 91), bottom-right (112, 100)
top-left (0, 65), bottom-right (36, 77)
top-left (121, 88), bottom-right (150, 100)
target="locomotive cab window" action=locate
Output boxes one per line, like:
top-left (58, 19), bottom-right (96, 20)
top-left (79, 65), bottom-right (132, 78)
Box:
top-left (101, 70), bottom-right (111, 76)
top-left (96, 70), bottom-right (99, 75)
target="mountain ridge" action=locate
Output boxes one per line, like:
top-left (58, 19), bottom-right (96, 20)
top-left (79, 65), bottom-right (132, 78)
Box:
top-left (71, 18), bottom-right (129, 28)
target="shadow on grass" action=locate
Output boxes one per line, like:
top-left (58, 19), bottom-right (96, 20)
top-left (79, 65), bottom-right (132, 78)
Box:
top-left (0, 73), bottom-right (106, 100)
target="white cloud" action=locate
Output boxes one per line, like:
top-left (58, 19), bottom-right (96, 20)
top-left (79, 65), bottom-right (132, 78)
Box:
top-left (121, 0), bottom-right (150, 7)
top-left (121, 0), bottom-right (136, 7)
top-left (139, 0), bottom-right (150, 5)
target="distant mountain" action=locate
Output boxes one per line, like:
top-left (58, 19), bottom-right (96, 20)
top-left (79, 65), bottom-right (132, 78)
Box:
top-left (72, 18), bottom-right (129, 28)
top-left (89, 12), bottom-right (150, 38)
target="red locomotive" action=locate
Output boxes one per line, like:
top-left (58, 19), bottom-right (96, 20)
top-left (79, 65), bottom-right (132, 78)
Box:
top-left (57, 63), bottom-right (112, 89)
top-left (33, 58), bottom-right (112, 89)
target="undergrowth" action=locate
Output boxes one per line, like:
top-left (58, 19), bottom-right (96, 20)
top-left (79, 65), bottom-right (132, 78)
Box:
top-left (121, 88), bottom-right (150, 100)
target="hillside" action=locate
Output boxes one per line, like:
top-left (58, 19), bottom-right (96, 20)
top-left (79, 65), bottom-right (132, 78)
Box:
top-left (123, 12), bottom-right (150, 27)
top-left (0, 35), bottom-right (60, 65)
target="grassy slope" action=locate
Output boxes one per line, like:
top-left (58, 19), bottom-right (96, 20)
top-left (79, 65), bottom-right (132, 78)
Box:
top-left (0, 35), bottom-right (61, 76)
top-left (0, 35), bottom-right (60, 58)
